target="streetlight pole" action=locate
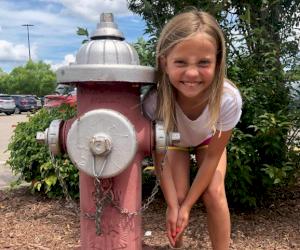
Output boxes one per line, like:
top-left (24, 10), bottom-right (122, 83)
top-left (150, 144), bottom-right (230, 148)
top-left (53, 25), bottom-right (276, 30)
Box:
top-left (22, 24), bottom-right (34, 61)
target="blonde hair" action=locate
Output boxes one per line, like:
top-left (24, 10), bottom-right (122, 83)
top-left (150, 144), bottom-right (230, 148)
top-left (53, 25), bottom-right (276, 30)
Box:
top-left (156, 10), bottom-right (226, 133)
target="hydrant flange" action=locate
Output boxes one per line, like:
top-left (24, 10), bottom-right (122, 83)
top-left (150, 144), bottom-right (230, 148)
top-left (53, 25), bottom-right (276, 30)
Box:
top-left (36, 119), bottom-right (62, 156)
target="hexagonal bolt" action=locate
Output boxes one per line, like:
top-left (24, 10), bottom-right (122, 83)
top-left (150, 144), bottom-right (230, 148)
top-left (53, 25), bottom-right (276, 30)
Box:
top-left (90, 134), bottom-right (112, 156)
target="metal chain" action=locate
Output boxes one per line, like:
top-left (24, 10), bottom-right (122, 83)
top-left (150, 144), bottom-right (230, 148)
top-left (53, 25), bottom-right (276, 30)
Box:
top-left (109, 178), bottom-right (160, 217)
top-left (95, 177), bottom-right (114, 235)
top-left (49, 152), bottom-right (161, 235)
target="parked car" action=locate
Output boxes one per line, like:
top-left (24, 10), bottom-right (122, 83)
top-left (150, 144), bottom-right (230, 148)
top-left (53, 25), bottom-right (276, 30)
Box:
top-left (0, 94), bottom-right (16, 115)
top-left (55, 84), bottom-right (75, 95)
top-left (43, 89), bottom-right (77, 109)
top-left (11, 95), bottom-right (37, 114)
top-left (32, 95), bottom-right (43, 110)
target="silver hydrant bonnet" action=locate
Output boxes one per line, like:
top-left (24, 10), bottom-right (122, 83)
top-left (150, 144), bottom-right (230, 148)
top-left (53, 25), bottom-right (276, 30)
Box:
top-left (56, 13), bottom-right (154, 84)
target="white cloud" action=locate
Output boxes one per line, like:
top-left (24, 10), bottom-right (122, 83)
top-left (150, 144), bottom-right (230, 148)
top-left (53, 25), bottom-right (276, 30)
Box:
top-left (58, 0), bottom-right (131, 21)
top-left (47, 53), bottom-right (76, 71)
top-left (38, 0), bottom-right (60, 2)
top-left (0, 6), bottom-right (75, 29)
top-left (0, 40), bottom-right (37, 62)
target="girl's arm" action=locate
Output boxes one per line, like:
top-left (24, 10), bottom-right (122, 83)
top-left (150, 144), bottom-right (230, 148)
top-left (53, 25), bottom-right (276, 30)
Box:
top-left (182, 129), bottom-right (232, 210)
top-left (154, 152), bottom-right (180, 246)
top-left (154, 152), bottom-right (179, 209)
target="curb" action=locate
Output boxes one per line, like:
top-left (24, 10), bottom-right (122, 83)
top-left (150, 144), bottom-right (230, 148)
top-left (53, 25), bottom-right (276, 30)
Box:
top-left (0, 182), bottom-right (30, 191)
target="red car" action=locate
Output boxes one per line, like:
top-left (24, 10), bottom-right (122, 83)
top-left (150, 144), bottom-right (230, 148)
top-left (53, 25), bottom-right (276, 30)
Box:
top-left (43, 89), bottom-right (77, 109)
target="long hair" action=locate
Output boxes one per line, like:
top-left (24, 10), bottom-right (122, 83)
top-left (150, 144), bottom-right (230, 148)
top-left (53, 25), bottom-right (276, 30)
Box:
top-left (156, 10), bottom-right (226, 133)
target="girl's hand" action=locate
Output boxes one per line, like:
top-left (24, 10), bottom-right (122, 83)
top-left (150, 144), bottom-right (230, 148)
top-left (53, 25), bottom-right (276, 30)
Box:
top-left (166, 206), bottom-right (179, 247)
top-left (174, 205), bottom-right (191, 242)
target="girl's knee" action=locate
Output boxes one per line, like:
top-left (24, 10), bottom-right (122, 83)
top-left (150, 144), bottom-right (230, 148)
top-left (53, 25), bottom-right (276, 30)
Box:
top-left (202, 184), bottom-right (227, 209)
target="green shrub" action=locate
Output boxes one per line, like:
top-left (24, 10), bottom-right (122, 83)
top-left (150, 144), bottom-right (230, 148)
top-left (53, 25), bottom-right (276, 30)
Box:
top-left (225, 49), bottom-right (300, 209)
top-left (226, 112), bottom-right (299, 209)
top-left (7, 105), bottom-right (79, 198)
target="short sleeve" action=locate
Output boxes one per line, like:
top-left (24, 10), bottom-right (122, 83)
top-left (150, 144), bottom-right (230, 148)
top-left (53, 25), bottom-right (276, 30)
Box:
top-left (141, 86), bottom-right (157, 121)
top-left (216, 86), bottom-right (242, 131)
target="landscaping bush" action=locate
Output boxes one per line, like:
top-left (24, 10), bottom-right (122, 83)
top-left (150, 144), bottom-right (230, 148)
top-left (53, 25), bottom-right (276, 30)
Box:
top-left (225, 51), bottom-right (300, 208)
top-left (7, 105), bottom-right (79, 198)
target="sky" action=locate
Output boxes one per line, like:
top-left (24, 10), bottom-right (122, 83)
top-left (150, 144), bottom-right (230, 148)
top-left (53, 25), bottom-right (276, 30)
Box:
top-left (0, 0), bottom-right (147, 73)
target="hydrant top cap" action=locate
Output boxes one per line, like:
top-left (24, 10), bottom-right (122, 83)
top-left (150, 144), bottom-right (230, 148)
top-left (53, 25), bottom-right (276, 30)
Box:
top-left (91, 13), bottom-right (124, 40)
top-left (75, 12), bottom-right (138, 66)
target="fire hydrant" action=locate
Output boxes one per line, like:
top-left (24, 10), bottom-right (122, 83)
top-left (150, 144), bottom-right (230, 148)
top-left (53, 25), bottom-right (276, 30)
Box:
top-left (37, 13), bottom-right (179, 250)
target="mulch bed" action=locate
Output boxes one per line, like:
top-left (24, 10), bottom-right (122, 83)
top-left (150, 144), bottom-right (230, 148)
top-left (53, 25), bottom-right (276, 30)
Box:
top-left (0, 186), bottom-right (299, 249)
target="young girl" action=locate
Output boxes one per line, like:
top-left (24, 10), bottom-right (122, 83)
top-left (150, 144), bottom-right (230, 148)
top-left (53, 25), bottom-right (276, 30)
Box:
top-left (154, 10), bottom-right (242, 249)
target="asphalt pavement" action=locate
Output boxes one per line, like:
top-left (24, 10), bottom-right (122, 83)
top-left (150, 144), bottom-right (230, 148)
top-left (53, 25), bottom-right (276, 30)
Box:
top-left (0, 113), bottom-right (29, 189)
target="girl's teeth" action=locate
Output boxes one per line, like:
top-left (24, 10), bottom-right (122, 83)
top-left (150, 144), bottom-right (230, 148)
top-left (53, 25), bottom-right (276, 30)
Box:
top-left (184, 82), bottom-right (197, 86)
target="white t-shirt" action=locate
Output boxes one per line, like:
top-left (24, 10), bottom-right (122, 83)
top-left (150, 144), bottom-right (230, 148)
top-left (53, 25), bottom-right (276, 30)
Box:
top-left (175, 81), bottom-right (242, 147)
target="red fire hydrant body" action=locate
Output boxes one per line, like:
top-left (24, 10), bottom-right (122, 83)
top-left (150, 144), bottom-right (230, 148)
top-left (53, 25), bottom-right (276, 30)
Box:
top-left (76, 84), bottom-right (152, 249)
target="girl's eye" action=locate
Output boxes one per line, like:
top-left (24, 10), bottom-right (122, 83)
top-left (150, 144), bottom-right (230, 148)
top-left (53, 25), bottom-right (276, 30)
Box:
top-left (174, 60), bottom-right (186, 66)
top-left (198, 60), bottom-right (210, 66)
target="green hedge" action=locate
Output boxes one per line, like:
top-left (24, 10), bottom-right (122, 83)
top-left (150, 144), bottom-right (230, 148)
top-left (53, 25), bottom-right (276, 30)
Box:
top-left (7, 105), bottom-right (79, 198)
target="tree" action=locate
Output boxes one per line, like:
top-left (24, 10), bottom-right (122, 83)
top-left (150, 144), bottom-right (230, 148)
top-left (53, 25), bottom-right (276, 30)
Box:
top-left (0, 68), bottom-right (6, 76)
top-left (0, 61), bottom-right (56, 96)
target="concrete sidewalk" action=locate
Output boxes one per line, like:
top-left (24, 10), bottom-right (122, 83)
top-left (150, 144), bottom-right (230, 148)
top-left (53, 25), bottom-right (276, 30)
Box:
top-left (0, 114), bottom-right (29, 190)
top-left (0, 161), bottom-right (21, 190)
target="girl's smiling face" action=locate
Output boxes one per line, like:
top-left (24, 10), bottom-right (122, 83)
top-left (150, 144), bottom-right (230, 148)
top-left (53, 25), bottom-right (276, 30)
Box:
top-left (162, 32), bottom-right (217, 103)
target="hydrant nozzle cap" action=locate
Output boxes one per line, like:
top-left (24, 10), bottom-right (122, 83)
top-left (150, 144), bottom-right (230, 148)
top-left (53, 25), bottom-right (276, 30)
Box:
top-left (91, 13), bottom-right (124, 41)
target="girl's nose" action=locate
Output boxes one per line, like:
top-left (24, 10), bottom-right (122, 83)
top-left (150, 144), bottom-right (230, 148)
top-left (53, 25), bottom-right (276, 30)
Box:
top-left (185, 66), bottom-right (199, 78)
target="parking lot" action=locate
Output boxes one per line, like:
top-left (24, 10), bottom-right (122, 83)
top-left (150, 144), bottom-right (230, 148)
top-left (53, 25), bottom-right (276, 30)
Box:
top-left (0, 113), bottom-right (29, 188)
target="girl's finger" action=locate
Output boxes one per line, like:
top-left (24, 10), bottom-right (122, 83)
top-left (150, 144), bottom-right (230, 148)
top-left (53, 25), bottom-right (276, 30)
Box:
top-left (174, 229), bottom-right (183, 242)
top-left (168, 232), bottom-right (176, 246)
top-left (175, 221), bottom-right (187, 242)
top-left (171, 223), bottom-right (177, 238)
top-left (167, 223), bottom-right (176, 246)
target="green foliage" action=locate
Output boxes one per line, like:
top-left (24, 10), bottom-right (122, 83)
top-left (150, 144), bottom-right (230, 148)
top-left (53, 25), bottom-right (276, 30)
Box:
top-left (133, 37), bottom-right (155, 66)
top-left (0, 60), bottom-right (56, 96)
top-left (7, 105), bottom-right (79, 198)
top-left (128, 0), bottom-right (300, 209)
top-left (224, 0), bottom-right (300, 207)
top-left (226, 111), bottom-right (298, 208)
top-left (0, 68), bottom-right (7, 77)
top-left (128, 0), bottom-right (225, 39)
top-left (226, 129), bottom-right (257, 207)
top-left (76, 27), bottom-right (89, 44)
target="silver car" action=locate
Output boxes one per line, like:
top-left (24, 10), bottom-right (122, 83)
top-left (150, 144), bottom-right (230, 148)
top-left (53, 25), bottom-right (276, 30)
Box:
top-left (0, 94), bottom-right (16, 115)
